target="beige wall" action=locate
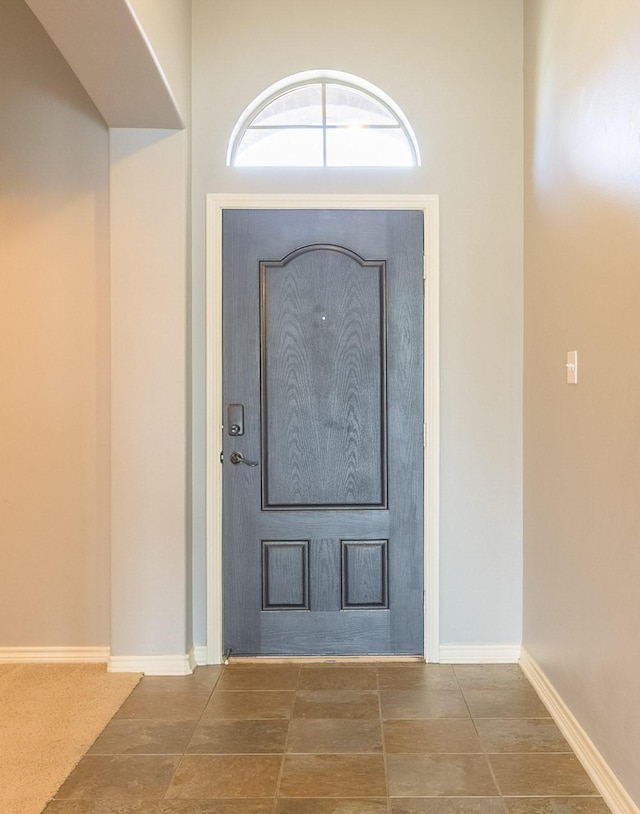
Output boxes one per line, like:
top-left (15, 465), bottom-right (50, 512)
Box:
top-left (0, 0), bottom-right (110, 647)
top-left (524, 0), bottom-right (640, 803)
top-left (2, 0), bottom-right (524, 661)
top-left (109, 0), bottom-right (193, 661)
top-left (191, 0), bottom-right (524, 646)
top-left (5, 0), bottom-right (640, 798)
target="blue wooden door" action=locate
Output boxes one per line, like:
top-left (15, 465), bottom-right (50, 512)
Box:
top-left (222, 209), bottom-right (424, 655)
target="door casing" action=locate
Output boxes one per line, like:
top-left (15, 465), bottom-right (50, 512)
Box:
top-left (205, 194), bottom-right (440, 664)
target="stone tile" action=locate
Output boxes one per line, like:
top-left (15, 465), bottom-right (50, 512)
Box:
top-left (203, 690), bottom-right (295, 719)
top-left (287, 719), bottom-right (383, 753)
top-left (187, 719), bottom-right (289, 753)
top-left (134, 667), bottom-right (222, 693)
top-left (115, 690), bottom-right (211, 720)
top-left (504, 799), bottom-right (611, 814)
top-left (298, 666), bottom-right (378, 690)
top-left (294, 690), bottom-right (380, 719)
top-left (454, 665), bottom-right (530, 690)
top-left (378, 665), bottom-right (458, 691)
top-left (475, 718), bottom-right (569, 752)
top-left (386, 753), bottom-right (498, 797)
top-left (42, 661), bottom-right (613, 814)
top-left (43, 803), bottom-right (161, 813)
top-left (88, 719), bottom-right (197, 755)
top-left (384, 719), bottom-right (481, 753)
top-left (462, 688), bottom-right (548, 718)
top-left (217, 665), bottom-right (300, 691)
top-left (54, 755), bottom-right (180, 800)
top-left (276, 800), bottom-right (389, 813)
top-left (279, 754), bottom-right (386, 797)
top-left (166, 754), bottom-right (282, 798)
top-left (46, 799), bottom-right (276, 812)
top-left (159, 800), bottom-right (275, 812)
top-left (391, 799), bottom-right (505, 814)
top-left (489, 754), bottom-right (598, 796)
top-left (380, 688), bottom-right (469, 719)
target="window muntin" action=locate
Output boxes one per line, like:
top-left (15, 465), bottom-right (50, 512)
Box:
top-left (325, 85), bottom-right (395, 126)
top-left (252, 85), bottom-right (323, 127)
top-left (229, 73), bottom-right (420, 167)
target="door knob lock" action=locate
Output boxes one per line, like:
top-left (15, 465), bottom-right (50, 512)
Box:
top-left (229, 450), bottom-right (259, 467)
top-left (227, 404), bottom-right (244, 436)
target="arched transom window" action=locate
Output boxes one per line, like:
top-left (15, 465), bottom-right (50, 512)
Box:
top-left (228, 71), bottom-right (420, 168)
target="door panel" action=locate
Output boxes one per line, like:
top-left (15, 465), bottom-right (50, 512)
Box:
top-left (261, 246), bottom-right (387, 509)
top-left (222, 209), bottom-right (423, 656)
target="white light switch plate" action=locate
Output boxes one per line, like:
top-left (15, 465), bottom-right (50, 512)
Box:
top-left (566, 350), bottom-right (578, 384)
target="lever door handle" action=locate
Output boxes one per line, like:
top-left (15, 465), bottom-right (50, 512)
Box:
top-left (229, 450), bottom-right (259, 467)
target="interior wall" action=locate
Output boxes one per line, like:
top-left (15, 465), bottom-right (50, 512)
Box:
top-left (191, 0), bottom-right (524, 648)
top-left (524, 0), bottom-right (640, 803)
top-left (109, 0), bottom-right (193, 661)
top-left (0, 0), bottom-right (110, 647)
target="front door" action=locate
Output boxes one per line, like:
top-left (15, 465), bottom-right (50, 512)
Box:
top-left (222, 209), bottom-right (424, 656)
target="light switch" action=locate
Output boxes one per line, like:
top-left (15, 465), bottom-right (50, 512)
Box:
top-left (566, 350), bottom-right (578, 384)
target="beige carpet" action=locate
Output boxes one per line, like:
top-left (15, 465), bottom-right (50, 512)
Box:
top-left (0, 662), bottom-right (141, 814)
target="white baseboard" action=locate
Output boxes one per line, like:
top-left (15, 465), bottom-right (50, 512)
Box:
top-left (0, 648), bottom-right (205, 675)
top-left (0, 647), bottom-right (110, 663)
top-left (108, 653), bottom-right (194, 676)
top-left (520, 648), bottom-right (639, 814)
top-left (439, 643), bottom-right (521, 663)
top-left (192, 645), bottom-right (208, 666)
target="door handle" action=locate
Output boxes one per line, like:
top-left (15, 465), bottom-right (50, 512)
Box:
top-left (229, 450), bottom-right (259, 467)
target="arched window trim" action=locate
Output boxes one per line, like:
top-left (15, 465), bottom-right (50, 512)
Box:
top-left (227, 70), bottom-right (421, 167)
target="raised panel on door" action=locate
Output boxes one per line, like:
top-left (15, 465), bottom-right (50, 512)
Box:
top-left (261, 245), bottom-right (387, 509)
top-left (222, 208), bottom-right (424, 656)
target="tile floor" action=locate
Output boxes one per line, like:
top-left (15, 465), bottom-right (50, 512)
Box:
top-left (44, 663), bottom-right (611, 814)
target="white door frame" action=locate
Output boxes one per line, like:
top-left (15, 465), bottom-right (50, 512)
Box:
top-left (205, 194), bottom-right (440, 664)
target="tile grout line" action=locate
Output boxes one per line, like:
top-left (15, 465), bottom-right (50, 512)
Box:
top-left (376, 665), bottom-right (393, 814)
top-left (159, 665), bottom-right (226, 802)
top-left (270, 664), bottom-right (300, 813)
top-left (453, 664), bottom-right (509, 812)
top-left (454, 666), bottom-right (609, 809)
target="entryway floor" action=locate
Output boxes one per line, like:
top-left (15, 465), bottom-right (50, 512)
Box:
top-left (44, 662), bottom-right (611, 813)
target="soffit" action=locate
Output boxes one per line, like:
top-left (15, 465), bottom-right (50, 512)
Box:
top-left (24, 0), bottom-right (184, 129)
